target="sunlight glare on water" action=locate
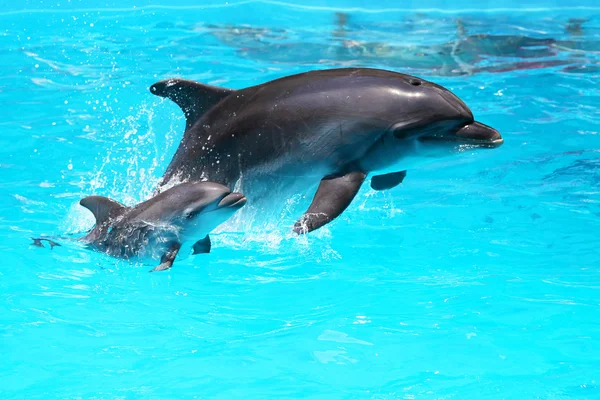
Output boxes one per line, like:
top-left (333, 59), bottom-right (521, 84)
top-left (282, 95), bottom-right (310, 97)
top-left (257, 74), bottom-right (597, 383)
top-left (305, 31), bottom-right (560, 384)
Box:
top-left (0, 0), bottom-right (599, 398)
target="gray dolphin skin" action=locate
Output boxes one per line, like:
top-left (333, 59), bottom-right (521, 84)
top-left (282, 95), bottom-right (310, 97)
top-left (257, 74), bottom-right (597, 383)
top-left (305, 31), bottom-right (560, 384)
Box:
top-left (151, 67), bottom-right (503, 234)
top-left (77, 181), bottom-right (246, 272)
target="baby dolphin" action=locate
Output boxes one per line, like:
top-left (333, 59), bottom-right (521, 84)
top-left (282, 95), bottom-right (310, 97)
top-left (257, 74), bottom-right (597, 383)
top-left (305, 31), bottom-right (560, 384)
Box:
top-left (77, 181), bottom-right (246, 272)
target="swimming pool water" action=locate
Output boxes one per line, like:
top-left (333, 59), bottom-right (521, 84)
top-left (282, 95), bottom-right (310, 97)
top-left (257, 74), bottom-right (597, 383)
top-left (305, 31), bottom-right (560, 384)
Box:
top-left (1, 1), bottom-right (599, 398)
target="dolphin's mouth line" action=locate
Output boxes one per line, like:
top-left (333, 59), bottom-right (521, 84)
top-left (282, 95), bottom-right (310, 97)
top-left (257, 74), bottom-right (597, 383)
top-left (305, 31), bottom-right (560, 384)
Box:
top-left (417, 120), bottom-right (503, 148)
top-left (217, 192), bottom-right (247, 209)
top-left (187, 192), bottom-right (247, 219)
top-left (418, 135), bottom-right (504, 148)
top-left (223, 196), bottom-right (247, 208)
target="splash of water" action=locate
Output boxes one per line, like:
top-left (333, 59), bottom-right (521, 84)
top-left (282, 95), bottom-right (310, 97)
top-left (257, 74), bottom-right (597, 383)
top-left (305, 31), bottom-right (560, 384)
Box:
top-left (61, 100), bottom-right (181, 234)
top-left (81, 100), bottom-right (186, 201)
top-left (59, 95), bottom-right (403, 263)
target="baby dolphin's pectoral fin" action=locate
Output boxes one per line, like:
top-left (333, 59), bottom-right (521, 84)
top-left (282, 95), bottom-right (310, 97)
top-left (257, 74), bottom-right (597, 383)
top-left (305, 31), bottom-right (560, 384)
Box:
top-left (192, 235), bottom-right (211, 255)
top-left (150, 242), bottom-right (182, 273)
top-left (293, 171), bottom-right (366, 234)
top-left (370, 170), bottom-right (407, 191)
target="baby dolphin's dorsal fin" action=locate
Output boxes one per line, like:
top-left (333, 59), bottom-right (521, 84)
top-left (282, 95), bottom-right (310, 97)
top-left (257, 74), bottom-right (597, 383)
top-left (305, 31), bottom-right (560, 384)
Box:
top-left (149, 78), bottom-right (235, 129)
top-left (80, 196), bottom-right (127, 225)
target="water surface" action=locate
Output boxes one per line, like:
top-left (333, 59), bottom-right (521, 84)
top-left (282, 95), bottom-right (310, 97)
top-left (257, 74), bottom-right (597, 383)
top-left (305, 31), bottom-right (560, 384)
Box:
top-left (1, 2), bottom-right (599, 398)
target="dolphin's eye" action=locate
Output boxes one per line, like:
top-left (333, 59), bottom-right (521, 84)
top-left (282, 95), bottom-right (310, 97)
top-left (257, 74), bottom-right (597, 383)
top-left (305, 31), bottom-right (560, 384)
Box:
top-left (409, 79), bottom-right (422, 86)
top-left (183, 206), bottom-right (198, 219)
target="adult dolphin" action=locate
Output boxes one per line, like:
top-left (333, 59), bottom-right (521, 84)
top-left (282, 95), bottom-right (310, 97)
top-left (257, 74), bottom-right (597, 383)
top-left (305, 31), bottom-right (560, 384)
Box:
top-left (150, 68), bottom-right (503, 234)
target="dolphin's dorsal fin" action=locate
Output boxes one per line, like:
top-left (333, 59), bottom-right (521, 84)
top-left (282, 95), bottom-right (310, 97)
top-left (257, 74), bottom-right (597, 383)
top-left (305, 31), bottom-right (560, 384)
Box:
top-left (80, 196), bottom-right (127, 225)
top-left (149, 78), bottom-right (234, 129)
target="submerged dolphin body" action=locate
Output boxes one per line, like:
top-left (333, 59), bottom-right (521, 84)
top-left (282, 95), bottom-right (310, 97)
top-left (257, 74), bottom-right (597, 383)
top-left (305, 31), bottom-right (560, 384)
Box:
top-left (59, 181), bottom-right (246, 271)
top-left (201, 14), bottom-right (599, 76)
top-left (151, 68), bottom-right (502, 234)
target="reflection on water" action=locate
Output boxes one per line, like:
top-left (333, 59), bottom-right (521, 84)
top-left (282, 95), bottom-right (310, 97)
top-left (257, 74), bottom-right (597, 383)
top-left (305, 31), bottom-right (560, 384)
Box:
top-left (165, 12), bottom-right (600, 77)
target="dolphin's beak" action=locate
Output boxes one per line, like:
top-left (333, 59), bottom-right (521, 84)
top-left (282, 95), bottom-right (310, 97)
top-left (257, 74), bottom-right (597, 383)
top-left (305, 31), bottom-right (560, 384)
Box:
top-left (454, 121), bottom-right (503, 147)
top-left (419, 120), bottom-right (503, 148)
top-left (217, 192), bottom-right (247, 209)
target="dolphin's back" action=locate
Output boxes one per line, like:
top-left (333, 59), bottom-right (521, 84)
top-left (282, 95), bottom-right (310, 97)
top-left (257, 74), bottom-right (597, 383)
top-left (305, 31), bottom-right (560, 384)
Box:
top-left (88, 222), bottom-right (170, 260)
top-left (157, 68), bottom-right (421, 187)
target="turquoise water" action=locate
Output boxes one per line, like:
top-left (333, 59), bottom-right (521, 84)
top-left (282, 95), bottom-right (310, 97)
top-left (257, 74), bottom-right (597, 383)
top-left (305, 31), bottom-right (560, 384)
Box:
top-left (2, 1), bottom-right (600, 398)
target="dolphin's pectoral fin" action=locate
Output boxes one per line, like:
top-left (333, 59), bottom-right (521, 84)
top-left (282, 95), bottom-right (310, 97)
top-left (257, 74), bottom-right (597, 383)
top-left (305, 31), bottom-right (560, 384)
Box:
top-left (370, 170), bottom-right (407, 191)
top-left (30, 237), bottom-right (61, 249)
top-left (192, 235), bottom-right (211, 255)
top-left (293, 171), bottom-right (366, 234)
top-left (150, 242), bottom-right (182, 273)
top-left (149, 78), bottom-right (234, 129)
top-left (79, 196), bottom-right (127, 226)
